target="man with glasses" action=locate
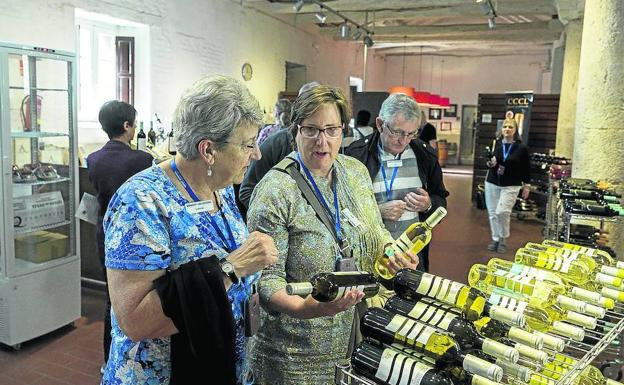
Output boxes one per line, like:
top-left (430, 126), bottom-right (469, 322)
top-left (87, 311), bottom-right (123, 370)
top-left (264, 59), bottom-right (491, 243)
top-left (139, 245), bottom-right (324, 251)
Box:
top-left (345, 93), bottom-right (449, 272)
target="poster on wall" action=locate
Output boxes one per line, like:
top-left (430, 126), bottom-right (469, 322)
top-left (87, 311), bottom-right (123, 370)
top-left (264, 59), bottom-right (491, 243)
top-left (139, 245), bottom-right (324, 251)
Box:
top-left (504, 91), bottom-right (533, 143)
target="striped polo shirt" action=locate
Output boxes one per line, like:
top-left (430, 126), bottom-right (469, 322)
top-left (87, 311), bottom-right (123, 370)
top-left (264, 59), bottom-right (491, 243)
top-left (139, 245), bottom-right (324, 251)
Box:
top-left (372, 146), bottom-right (422, 238)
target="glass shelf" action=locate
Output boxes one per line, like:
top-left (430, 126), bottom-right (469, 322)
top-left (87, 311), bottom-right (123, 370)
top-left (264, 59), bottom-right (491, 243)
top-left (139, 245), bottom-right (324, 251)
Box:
top-left (10, 131), bottom-right (69, 138)
top-left (12, 176), bottom-right (70, 187)
top-left (14, 220), bottom-right (71, 236)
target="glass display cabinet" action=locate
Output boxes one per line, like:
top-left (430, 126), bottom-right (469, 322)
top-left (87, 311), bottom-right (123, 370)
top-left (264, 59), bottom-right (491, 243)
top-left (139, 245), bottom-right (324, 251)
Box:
top-left (0, 42), bottom-right (80, 349)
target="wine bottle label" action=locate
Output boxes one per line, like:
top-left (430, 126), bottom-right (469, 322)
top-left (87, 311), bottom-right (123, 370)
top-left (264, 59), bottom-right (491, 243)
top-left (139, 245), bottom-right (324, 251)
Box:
top-left (584, 303), bottom-right (606, 318)
top-left (564, 311), bottom-right (597, 329)
top-left (463, 354), bottom-right (503, 382)
top-left (551, 321), bottom-right (584, 341)
top-left (596, 273), bottom-right (622, 287)
top-left (389, 344), bottom-right (436, 365)
top-left (555, 295), bottom-right (587, 312)
top-left (336, 284), bottom-right (374, 298)
top-left (137, 138), bottom-right (147, 150)
top-left (471, 374), bottom-right (502, 385)
top-left (375, 348), bottom-right (431, 385)
top-left (482, 339), bottom-right (519, 363)
top-left (601, 286), bottom-right (624, 302)
top-left (600, 266), bottom-right (624, 279)
top-left (495, 358), bottom-right (532, 382)
top-left (493, 269), bottom-right (534, 293)
top-left (616, 261), bottom-right (624, 270)
top-left (559, 257), bottom-right (572, 273)
top-left (387, 314), bottom-right (436, 347)
top-left (508, 327), bottom-right (543, 349)
top-left (509, 264), bottom-right (548, 281)
top-left (416, 274), bottom-right (465, 305)
top-left (514, 343), bottom-right (549, 364)
top-left (570, 287), bottom-right (602, 303)
top-left (533, 331), bottom-right (565, 352)
top-left (487, 293), bottom-right (528, 313)
top-left (407, 302), bottom-right (458, 330)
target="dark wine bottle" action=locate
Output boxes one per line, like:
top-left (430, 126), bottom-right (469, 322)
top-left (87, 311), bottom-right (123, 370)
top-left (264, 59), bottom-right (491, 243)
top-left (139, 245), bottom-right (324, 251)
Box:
top-left (384, 296), bottom-right (519, 363)
top-left (148, 121), bottom-right (156, 147)
top-left (559, 188), bottom-right (620, 204)
top-left (285, 271), bottom-right (379, 302)
top-left (393, 269), bottom-right (526, 327)
top-left (564, 200), bottom-right (618, 217)
top-left (168, 122), bottom-right (176, 156)
top-left (137, 121), bottom-right (147, 151)
top-left (352, 341), bottom-right (455, 385)
top-left (360, 307), bottom-right (503, 381)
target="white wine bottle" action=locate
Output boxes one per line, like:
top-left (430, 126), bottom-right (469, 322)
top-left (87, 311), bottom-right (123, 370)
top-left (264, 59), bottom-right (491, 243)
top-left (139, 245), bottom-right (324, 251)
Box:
top-left (360, 308), bottom-right (504, 381)
top-left (515, 249), bottom-right (624, 300)
top-left (469, 264), bottom-right (588, 314)
top-left (526, 242), bottom-right (624, 279)
top-left (393, 269), bottom-right (526, 327)
top-left (542, 240), bottom-right (620, 269)
top-left (351, 342), bottom-right (455, 385)
top-left (286, 271), bottom-right (379, 302)
top-left (475, 286), bottom-right (586, 341)
top-left (374, 207), bottom-right (447, 280)
top-left (486, 258), bottom-right (613, 312)
top-left (538, 353), bottom-right (624, 385)
top-left (414, 297), bottom-right (542, 349)
top-left (384, 296), bottom-right (520, 363)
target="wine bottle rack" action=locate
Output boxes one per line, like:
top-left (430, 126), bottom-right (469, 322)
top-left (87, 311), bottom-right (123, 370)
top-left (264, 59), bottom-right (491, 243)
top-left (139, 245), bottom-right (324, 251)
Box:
top-left (335, 303), bottom-right (624, 385)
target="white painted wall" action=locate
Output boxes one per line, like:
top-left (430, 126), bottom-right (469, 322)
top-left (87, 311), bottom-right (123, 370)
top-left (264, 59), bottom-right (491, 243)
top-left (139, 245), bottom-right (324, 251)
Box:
top-left (0, 0), bottom-right (365, 147)
top-left (364, 53), bottom-right (551, 146)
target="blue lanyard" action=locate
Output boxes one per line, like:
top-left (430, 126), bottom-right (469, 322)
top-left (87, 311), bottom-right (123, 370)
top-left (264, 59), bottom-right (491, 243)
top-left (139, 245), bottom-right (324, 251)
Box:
top-left (296, 153), bottom-right (343, 243)
top-left (170, 159), bottom-right (238, 252)
top-left (378, 142), bottom-right (401, 200)
top-left (502, 142), bottom-right (513, 162)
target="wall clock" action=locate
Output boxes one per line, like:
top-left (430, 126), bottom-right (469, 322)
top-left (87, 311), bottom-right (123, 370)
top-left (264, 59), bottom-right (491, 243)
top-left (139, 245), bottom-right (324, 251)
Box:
top-left (242, 62), bottom-right (253, 81)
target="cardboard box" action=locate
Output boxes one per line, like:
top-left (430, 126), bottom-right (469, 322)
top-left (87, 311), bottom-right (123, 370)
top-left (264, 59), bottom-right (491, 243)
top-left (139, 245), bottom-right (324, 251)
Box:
top-left (15, 230), bottom-right (69, 263)
top-left (13, 191), bottom-right (66, 234)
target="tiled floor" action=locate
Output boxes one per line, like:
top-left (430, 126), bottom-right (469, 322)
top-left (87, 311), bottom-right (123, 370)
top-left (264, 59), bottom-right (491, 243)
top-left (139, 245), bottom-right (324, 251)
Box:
top-left (0, 170), bottom-right (542, 384)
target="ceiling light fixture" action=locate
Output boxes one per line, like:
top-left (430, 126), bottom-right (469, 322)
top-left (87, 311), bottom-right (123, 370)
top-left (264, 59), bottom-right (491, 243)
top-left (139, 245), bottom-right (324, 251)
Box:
top-left (293, 0), bottom-right (305, 12)
top-left (307, 0), bottom-right (373, 45)
top-left (315, 11), bottom-right (327, 23)
top-left (338, 22), bottom-right (351, 39)
top-left (488, 17), bottom-right (496, 29)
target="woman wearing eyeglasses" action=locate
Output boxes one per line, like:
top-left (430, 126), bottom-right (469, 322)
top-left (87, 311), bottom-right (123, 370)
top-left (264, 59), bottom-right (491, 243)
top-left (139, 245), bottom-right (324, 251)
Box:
top-left (246, 85), bottom-right (418, 385)
top-left (101, 75), bottom-right (278, 385)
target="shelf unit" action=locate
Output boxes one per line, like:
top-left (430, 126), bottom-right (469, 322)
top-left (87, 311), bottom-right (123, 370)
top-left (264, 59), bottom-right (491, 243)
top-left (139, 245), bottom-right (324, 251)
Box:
top-left (0, 42), bottom-right (80, 349)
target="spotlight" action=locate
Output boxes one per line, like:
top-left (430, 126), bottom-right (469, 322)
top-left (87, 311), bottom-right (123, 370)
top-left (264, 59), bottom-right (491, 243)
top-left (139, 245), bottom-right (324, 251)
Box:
top-left (352, 28), bottom-right (363, 40)
top-left (293, 0), bottom-right (305, 12)
top-left (338, 22), bottom-right (351, 39)
top-left (488, 17), bottom-right (496, 29)
top-left (315, 12), bottom-right (327, 23)
top-left (363, 34), bottom-right (374, 47)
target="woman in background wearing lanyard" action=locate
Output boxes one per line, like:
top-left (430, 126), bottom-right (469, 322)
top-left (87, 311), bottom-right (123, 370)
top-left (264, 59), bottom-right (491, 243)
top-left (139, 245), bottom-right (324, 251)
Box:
top-left (484, 116), bottom-right (531, 254)
top-left (102, 75), bottom-right (277, 385)
top-left (246, 85), bottom-right (418, 385)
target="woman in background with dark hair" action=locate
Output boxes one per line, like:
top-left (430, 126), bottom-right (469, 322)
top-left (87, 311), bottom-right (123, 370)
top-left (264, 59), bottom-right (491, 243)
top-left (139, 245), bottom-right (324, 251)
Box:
top-left (484, 116), bottom-right (531, 253)
top-left (256, 98), bottom-right (292, 146)
top-left (86, 100), bottom-right (153, 369)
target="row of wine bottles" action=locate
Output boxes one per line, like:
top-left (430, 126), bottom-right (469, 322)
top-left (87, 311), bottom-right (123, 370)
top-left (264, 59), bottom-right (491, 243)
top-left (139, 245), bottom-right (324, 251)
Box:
top-left (558, 178), bottom-right (623, 217)
top-left (135, 115), bottom-right (176, 155)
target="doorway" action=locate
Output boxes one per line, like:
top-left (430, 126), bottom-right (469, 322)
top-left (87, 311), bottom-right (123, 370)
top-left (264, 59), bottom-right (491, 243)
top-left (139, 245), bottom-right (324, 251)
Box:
top-left (285, 61), bottom-right (307, 93)
top-left (459, 105), bottom-right (477, 165)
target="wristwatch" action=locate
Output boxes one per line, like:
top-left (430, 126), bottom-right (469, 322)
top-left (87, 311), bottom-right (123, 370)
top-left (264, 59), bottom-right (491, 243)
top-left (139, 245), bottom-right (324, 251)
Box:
top-left (220, 259), bottom-right (239, 284)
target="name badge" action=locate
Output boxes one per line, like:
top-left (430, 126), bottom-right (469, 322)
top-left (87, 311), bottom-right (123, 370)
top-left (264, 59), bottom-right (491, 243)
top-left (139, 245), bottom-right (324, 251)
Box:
top-left (341, 208), bottom-right (362, 227)
top-left (185, 200), bottom-right (214, 214)
top-left (386, 159), bottom-right (403, 168)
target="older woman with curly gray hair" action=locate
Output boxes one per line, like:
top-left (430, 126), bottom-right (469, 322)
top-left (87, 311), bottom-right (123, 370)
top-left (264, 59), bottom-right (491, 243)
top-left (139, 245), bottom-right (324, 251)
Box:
top-left (102, 74), bottom-right (277, 385)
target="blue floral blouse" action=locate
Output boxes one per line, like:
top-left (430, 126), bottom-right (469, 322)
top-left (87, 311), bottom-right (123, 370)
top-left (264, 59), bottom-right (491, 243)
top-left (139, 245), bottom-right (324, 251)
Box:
top-left (101, 165), bottom-right (258, 385)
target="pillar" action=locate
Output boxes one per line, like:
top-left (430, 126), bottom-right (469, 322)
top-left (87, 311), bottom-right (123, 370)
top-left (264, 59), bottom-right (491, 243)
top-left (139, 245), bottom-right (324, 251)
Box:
top-left (554, 20), bottom-right (582, 158)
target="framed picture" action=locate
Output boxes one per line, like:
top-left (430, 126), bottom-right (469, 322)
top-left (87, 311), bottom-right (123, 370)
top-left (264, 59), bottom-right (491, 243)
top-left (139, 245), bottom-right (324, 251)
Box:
top-left (441, 121), bottom-right (452, 131)
top-left (429, 108), bottom-right (442, 120)
top-left (443, 104), bottom-right (457, 118)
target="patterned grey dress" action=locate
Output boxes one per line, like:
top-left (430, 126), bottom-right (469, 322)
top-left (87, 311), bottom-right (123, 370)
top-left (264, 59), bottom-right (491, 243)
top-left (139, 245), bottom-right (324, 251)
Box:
top-left (247, 153), bottom-right (393, 385)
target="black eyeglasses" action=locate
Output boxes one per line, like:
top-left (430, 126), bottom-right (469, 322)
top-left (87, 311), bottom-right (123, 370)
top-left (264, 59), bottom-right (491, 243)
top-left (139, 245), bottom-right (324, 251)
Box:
top-left (382, 122), bottom-right (417, 139)
top-left (297, 124), bottom-right (344, 139)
